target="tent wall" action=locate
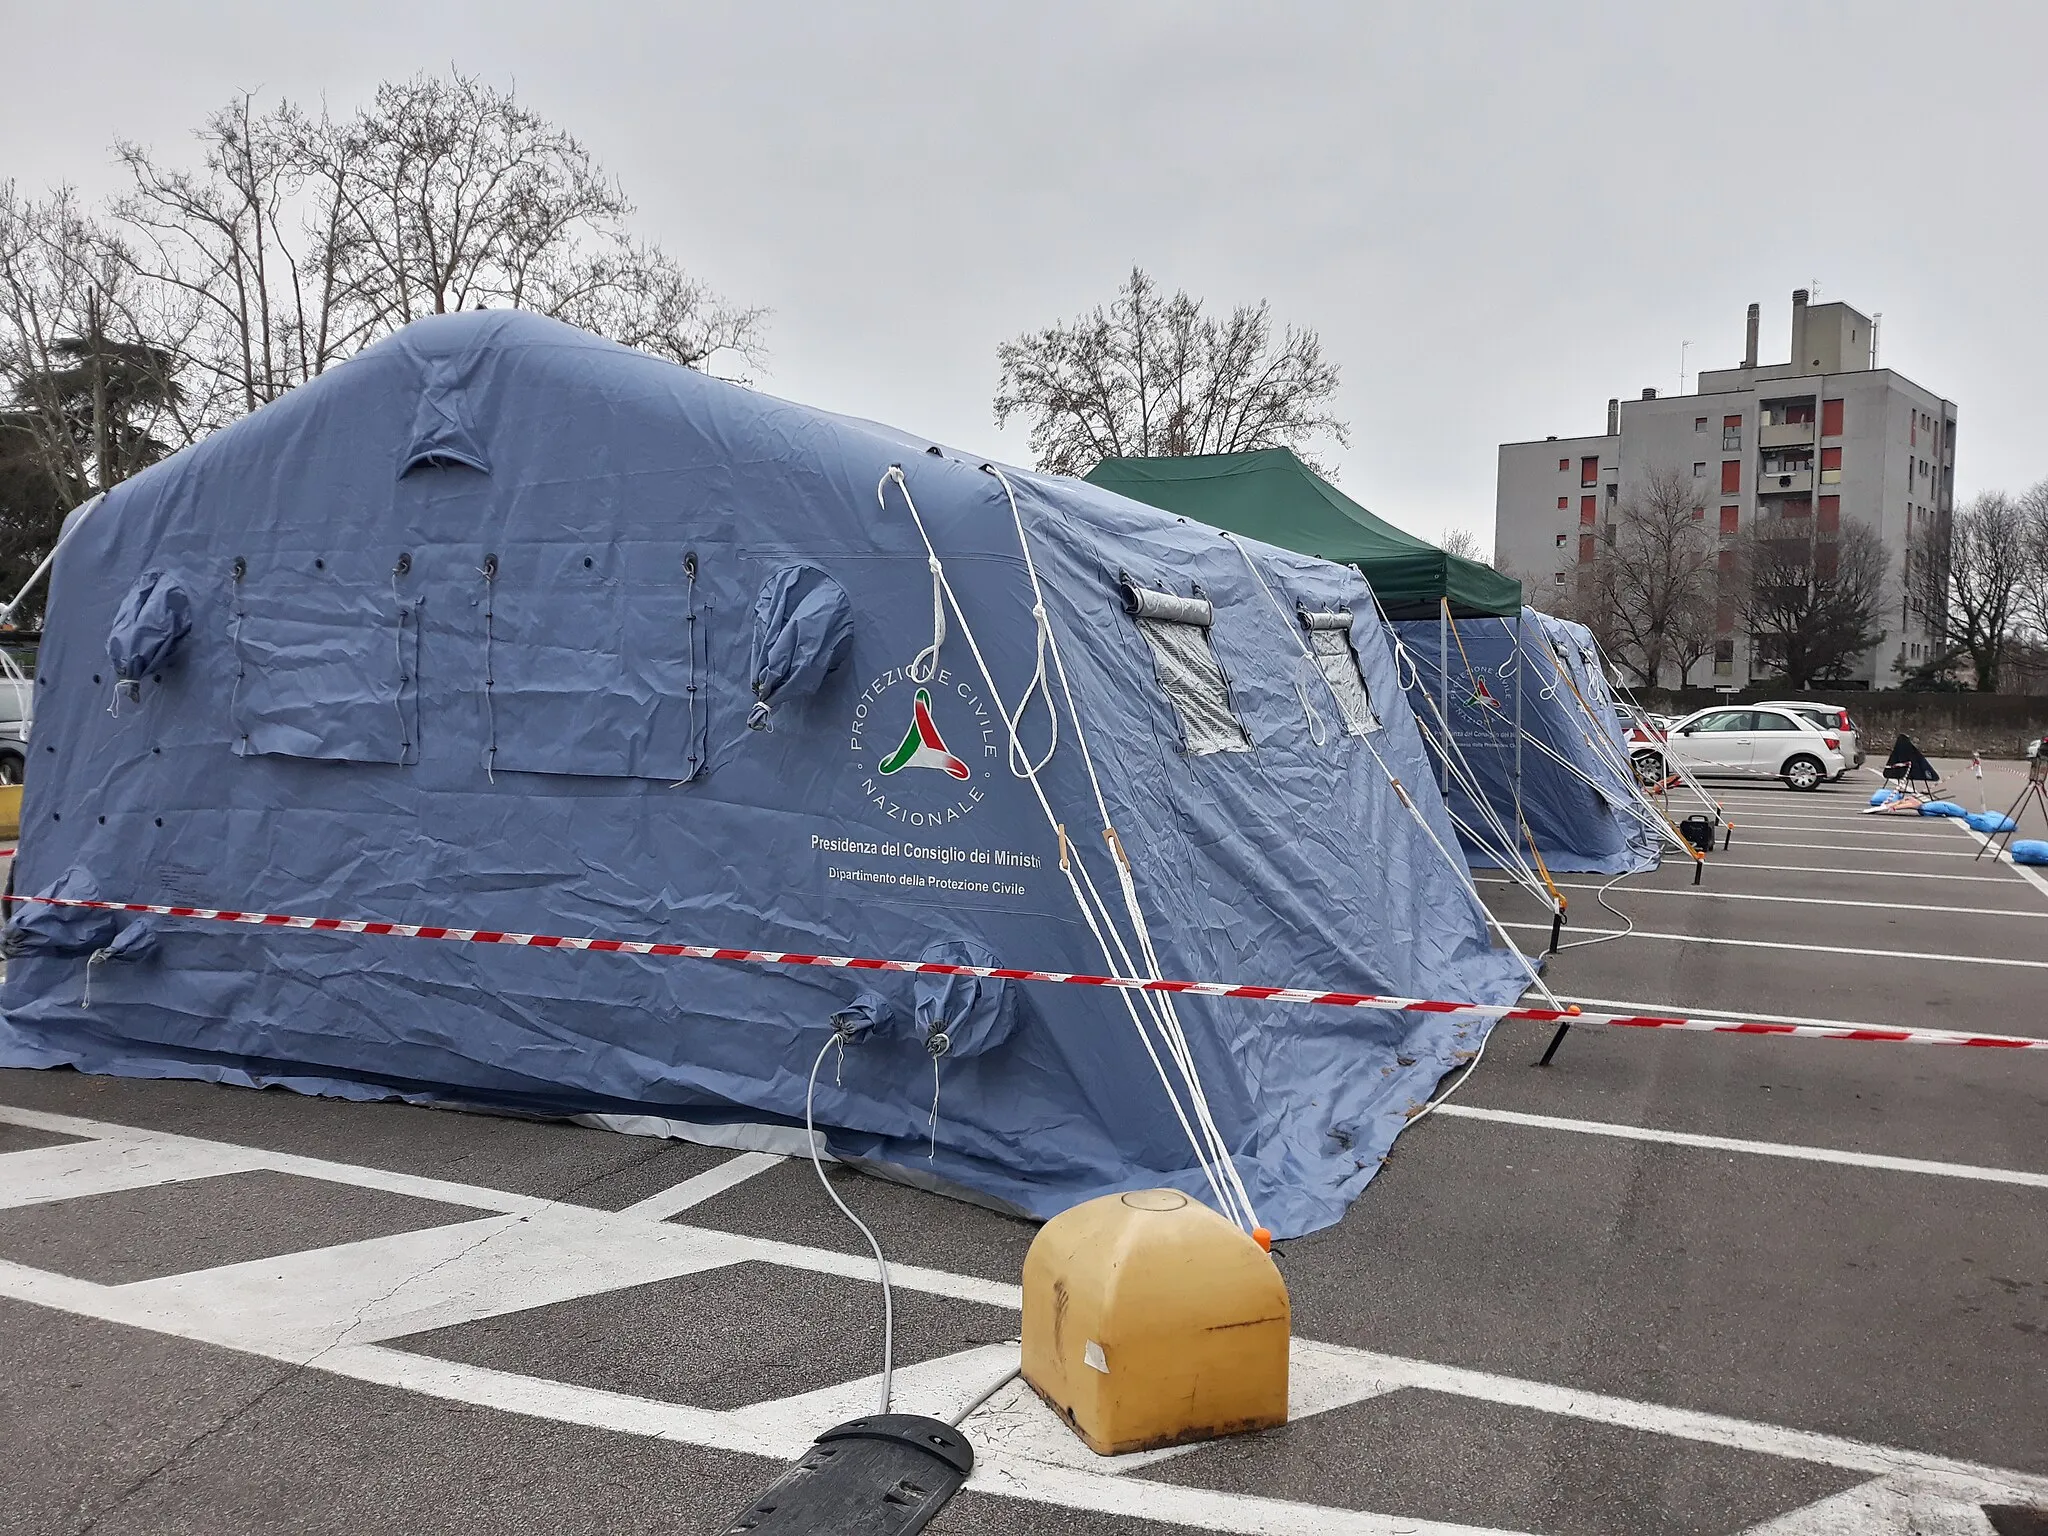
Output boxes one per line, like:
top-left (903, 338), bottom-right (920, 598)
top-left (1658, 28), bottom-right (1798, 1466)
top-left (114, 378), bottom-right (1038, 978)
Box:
top-left (0, 312), bottom-right (1529, 1238)
top-left (1391, 608), bottom-right (1661, 877)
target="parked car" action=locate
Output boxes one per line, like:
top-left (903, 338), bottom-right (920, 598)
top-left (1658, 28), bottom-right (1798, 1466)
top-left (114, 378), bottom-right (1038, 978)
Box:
top-left (0, 676), bottom-right (27, 786)
top-left (1756, 700), bottom-right (1863, 770)
top-left (1635, 704), bottom-right (1849, 791)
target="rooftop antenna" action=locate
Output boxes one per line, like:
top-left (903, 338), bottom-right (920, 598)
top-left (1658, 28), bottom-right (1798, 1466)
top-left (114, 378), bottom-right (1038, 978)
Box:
top-left (1871, 312), bottom-right (1882, 366)
top-left (1809, 278), bottom-right (1821, 301)
top-left (1679, 339), bottom-right (1692, 395)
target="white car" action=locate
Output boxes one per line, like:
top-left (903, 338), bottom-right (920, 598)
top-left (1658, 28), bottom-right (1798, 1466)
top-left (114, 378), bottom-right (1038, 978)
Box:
top-left (1755, 701), bottom-right (1863, 771)
top-left (1642, 704), bottom-right (1849, 791)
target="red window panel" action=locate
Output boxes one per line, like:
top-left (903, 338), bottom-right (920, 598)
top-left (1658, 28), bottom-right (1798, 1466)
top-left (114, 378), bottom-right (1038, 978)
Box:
top-left (1579, 495), bottom-right (1596, 524)
top-left (1820, 446), bottom-right (1842, 471)
top-left (1817, 495), bottom-right (1840, 531)
top-left (1817, 543), bottom-right (1839, 578)
top-left (1559, 457), bottom-right (1570, 472)
top-left (1783, 498), bottom-right (1812, 517)
top-left (1719, 505), bottom-right (1739, 533)
top-left (1723, 414), bottom-right (1742, 429)
top-left (1717, 549), bottom-right (1736, 574)
top-left (1821, 398), bottom-right (1844, 436)
top-left (1557, 495), bottom-right (1568, 509)
top-left (1716, 600), bottom-right (1735, 632)
top-left (1691, 506), bottom-right (1705, 520)
top-left (1581, 456), bottom-right (1599, 486)
top-left (1720, 461), bottom-right (1742, 494)
top-left (1578, 534), bottom-right (1596, 563)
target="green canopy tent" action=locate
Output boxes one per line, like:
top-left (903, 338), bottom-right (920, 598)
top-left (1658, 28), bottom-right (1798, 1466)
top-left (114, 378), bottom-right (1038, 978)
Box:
top-left (1082, 448), bottom-right (1522, 619)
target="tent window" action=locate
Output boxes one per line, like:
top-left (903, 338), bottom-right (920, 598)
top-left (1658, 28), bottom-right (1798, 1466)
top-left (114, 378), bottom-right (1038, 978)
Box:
top-left (1121, 580), bottom-right (1250, 756)
top-left (229, 568), bottom-right (421, 765)
top-left (486, 544), bottom-right (710, 782)
top-left (1298, 609), bottom-right (1381, 736)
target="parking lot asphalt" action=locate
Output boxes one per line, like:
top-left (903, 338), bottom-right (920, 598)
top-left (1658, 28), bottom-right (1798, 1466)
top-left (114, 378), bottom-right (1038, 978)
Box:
top-left (2, 765), bottom-right (2045, 1534)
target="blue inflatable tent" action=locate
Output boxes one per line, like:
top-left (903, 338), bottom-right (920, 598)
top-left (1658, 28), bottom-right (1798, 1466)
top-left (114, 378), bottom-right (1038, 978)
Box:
top-left (0, 312), bottom-right (1531, 1237)
top-left (1391, 608), bottom-right (1662, 876)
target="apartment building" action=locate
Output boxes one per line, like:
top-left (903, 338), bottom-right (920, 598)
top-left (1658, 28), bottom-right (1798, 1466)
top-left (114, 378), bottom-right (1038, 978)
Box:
top-left (1496, 289), bottom-right (1956, 687)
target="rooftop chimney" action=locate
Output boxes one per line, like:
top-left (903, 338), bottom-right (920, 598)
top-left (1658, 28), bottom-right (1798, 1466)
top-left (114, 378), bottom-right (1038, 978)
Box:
top-left (1743, 302), bottom-right (1760, 368)
top-left (1791, 288), bottom-right (1809, 370)
top-left (1606, 397), bottom-right (1619, 435)
top-left (1641, 387), bottom-right (1657, 400)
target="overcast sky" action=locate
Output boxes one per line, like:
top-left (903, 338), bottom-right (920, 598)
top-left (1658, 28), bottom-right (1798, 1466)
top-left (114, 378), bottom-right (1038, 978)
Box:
top-left (7, 1), bottom-right (2044, 543)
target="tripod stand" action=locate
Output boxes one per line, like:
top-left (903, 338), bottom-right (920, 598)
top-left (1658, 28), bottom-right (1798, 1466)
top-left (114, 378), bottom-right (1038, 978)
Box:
top-left (1974, 748), bottom-right (2048, 863)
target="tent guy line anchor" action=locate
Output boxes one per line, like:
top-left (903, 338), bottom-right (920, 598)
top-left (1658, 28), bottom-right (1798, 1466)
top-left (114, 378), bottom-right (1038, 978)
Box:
top-left (6, 892), bottom-right (2043, 1050)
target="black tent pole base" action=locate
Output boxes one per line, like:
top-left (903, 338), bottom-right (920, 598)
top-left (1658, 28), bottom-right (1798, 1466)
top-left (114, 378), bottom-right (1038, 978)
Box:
top-left (1692, 857), bottom-right (1704, 886)
top-left (1537, 1022), bottom-right (1571, 1067)
top-left (1548, 909), bottom-right (1565, 953)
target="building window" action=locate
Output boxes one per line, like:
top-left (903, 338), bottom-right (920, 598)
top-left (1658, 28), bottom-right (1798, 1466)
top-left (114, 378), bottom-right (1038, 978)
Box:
top-left (1819, 446), bottom-right (1842, 484)
top-left (1723, 414), bottom-right (1742, 450)
top-left (1606, 482), bottom-right (1618, 499)
top-left (1580, 495), bottom-right (1596, 524)
top-left (1817, 495), bottom-right (1840, 532)
top-left (1578, 534), bottom-right (1595, 563)
top-left (1694, 416), bottom-right (1708, 432)
top-left (1555, 533), bottom-right (1568, 548)
top-left (1691, 505), bottom-right (1705, 520)
top-left (1554, 572), bottom-right (1566, 586)
top-left (1559, 457), bottom-right (1569, 472)
top-left (1719, 505), bottom-right (1739, 534)
top-left (1821, 398), bottom-right (1844, 436)
top-left (1581, 456), bottom-right (1599, 486)
top-left (1692, 462), bottom-right (1706, 477)
top-left (1720, 461), bottom-right (1742, 494)
top-left (1557, 495), bottom-right (1568, 510)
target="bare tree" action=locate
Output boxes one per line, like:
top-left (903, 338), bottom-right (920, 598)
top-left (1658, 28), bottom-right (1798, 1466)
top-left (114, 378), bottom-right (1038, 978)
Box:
top-left (107, 72), bottom-right (765, 433)
top-left (1437, 527), bottom-right (1489, 565)
top-left (1573, 466), bottom-right (1714, 687)
top-left (1734, 516), bottom-right (1889, 687)
top-left (994, 266), bottom-right (1347, 476)
top-left (2016, 477), bottom-right (2048, 655)
top-left (1907, 491), bottom-right (2027, 691)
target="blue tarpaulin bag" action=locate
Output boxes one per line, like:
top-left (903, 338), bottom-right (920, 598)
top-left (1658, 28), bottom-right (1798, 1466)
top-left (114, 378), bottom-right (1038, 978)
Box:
top-left (1965, 811), bottom-right (2016, 834)
top-left (2010, 840), bottom-right (2048, 866)
top-left (1918, 800), bottom-right (1966, 817)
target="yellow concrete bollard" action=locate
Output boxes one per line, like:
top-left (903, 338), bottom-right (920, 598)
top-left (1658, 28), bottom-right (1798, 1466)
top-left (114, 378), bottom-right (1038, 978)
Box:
top-left (1020, 1188), bottom-right (1289, 1455)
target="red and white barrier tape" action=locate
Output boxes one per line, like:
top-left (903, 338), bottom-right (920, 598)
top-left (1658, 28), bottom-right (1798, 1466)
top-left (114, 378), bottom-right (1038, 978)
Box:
top-left (2, 891), bottom-right (2042, 1050)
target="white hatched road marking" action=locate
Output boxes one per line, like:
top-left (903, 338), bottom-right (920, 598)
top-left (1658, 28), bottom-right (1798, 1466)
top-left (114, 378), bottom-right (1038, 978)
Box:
top-left (1432, 1105), bottom-right (2048, 1190)
top-left (3, 1103), bottom-right (2046, 1534)
top-left (618, 1150), bottom-right (785, 1220)
top-left (1499, 921), bottom-right (2048, 969)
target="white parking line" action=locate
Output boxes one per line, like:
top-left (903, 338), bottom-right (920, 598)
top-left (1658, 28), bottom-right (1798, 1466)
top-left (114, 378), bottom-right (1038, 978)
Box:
top-left (1431, 1105), bottom-right (2048, 1189)
top-left (1499, 921), bottom-right (2048, 968)
top-left (1477, 878), bottom-right (2044, 920)
top-left (1729, 840), bottom-right (1980, 858)
top-left (1703, 863), bottom-right (2022, 885)
top-left (6, 1104), bottom-right (2047, 1533)
top-left (1947, 815), bottom-right (2048, 899)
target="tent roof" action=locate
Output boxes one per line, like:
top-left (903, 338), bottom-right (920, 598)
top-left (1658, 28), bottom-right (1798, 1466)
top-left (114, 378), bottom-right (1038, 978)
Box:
top-left (1084, 447), bottom-right (1523, 619)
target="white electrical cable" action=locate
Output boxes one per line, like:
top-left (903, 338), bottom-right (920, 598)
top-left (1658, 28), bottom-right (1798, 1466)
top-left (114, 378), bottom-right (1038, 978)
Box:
top-left (947, 1362), bottom-right (1023, 1428)
top-left (806, 1034), bottom-right (895, 1415)
top-left (1556, 869), bottom-right (1639, 951)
